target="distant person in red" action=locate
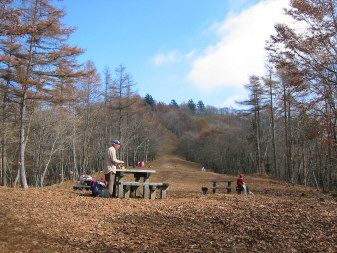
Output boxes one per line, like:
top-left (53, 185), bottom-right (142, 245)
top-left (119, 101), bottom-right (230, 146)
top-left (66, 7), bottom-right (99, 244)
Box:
top-left (237, 174), bottom-right (253, 195)
top-left (237, 174), bottom-right (244, 188)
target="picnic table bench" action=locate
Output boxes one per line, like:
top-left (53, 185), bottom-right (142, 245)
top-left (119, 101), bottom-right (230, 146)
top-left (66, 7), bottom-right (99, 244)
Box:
top-left (210, 180), bottom-right (233, 194)
top-left (115, 182), bottom-right (170, 199)
top-left (73, 179), bottom-right (92, 190)
top-left (115, 169), bottom-right (169, 199)
top-left (73, 184), bottom-right (91, 190)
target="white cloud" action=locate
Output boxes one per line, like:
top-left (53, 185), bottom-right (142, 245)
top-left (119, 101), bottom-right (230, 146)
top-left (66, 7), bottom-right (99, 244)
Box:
top-left (186, 50), bottom-right (196, 59)
top-left (150, 50), bottom-right (181, 66)
top-left (150, 49), bottom-right (197, 66)
top-left (188, 0), bottom-right (290, 92)
top-left (151, 50), bottom-right (181, 66)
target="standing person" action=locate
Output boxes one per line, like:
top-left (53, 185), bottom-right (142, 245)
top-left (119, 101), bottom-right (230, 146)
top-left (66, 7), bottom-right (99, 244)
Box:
top-left (103, 140), bottom-right (124, 197)
top-left (237, 174), bottom-right (253, 195)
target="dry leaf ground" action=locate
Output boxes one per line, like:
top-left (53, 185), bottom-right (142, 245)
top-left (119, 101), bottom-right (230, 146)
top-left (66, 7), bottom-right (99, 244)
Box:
top-left (1, 138), bottom-right (336, 252)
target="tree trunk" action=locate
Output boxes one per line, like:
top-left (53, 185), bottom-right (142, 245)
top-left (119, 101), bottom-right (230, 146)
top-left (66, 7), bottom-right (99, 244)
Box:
top-left (19, 91), bottom-right (28, 189)
top-left (1, 89), bottom-right (7, 186)
top-left (1, 51), bottom-right (12, 187)
top-left (60, 149), bottom-right (64, 183)
top-left (14, 168), bottom-right (20, 188)
top-left (301, 138), bottom-right (307, 185)
top-left (268, 77), bottom-right (277, 177)
top-left (19, 0), bottom-right (39, 189)
top-left (40, 138), bottom-right (57, 187)
top-left (256, 108), bottom-right (262, 175)
top-left (1, 137), bottom-right (6, 186)
top-left (283, 83), bottom-right (291, 181)
top-left (287, 99), bottom-right (293, 183)
top-left (72, 125), bottom-right (78, 180)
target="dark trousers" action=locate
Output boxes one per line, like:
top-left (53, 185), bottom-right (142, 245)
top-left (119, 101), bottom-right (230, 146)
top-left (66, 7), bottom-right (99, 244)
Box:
top-left (105, 172), bottom-right (116, 197)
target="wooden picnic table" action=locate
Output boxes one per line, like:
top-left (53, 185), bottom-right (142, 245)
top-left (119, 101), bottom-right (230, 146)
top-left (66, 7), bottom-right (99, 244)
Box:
top-left (115, 169), bottom-right (164, 199)
top-left (73, 169), bottom-right (169, 199)
top-left (210, 180), bottom-right (233, 194)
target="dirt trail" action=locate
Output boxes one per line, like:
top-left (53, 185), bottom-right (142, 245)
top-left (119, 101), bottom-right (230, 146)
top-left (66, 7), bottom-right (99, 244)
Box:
top-left (0, 133), bottom-right (336, 252)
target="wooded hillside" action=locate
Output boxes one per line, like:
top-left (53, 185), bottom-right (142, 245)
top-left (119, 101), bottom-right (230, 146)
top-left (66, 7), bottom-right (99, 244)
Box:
top-left (0, 0), bottom-right (336, 191)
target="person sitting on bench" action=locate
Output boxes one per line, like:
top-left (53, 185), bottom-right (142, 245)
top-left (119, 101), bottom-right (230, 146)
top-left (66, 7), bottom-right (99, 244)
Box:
top-left (236, 174), bottom-right (253, 195)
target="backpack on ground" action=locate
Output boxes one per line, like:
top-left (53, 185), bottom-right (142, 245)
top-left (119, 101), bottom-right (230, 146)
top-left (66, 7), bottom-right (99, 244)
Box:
top-left (91, 179), bottom-right (110, 198)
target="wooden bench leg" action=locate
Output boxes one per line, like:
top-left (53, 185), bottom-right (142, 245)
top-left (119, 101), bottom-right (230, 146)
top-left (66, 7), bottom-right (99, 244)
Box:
top-left (117, 183), bottom-right (124, 198)
top-left (143, 185), bottom-right (150, 199)
top-left (124, 185), bottom-right (130, 199)
top-left (149, 185), bottom-right (157, 200)
top-left (134, 176), bottom-right (142, 197)
top-left (160, 189), bottom-right (167, 199)
top-left (158, 184), bottom-right (169, 199)
top-left (227, 182), bottom-right (232, 194)
top-left (143, 177), bottom-right (150, 199)
top-left (130, 185), bottom-right (139, 198)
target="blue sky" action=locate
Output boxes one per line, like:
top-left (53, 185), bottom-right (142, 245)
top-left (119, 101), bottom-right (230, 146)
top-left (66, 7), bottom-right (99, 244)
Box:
top-left (55, 0), bottom-right (290, 108)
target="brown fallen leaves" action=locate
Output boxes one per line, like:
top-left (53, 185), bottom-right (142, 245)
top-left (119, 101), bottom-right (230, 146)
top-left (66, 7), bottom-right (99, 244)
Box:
top-left (0, 152), bottom-right (336, 252)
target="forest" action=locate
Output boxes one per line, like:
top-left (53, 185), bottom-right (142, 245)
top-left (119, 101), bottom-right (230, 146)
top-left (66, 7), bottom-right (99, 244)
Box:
top-left (0, 0), bottom-right (336, 191)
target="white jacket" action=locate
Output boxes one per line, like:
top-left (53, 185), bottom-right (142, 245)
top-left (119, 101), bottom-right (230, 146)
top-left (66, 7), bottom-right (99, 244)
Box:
top-left (103, 146), bottom-right (123, 174)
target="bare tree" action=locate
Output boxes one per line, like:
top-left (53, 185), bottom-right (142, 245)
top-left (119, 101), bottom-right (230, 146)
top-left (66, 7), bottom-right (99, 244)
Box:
top-left (262, 63), bottom-right (278, 177)
top-left (237, 75), bottom-right (267, 175)
top-left (77, 61), bottom-right (101, 174)
top-left (6, 0), bottom-right (85, 188)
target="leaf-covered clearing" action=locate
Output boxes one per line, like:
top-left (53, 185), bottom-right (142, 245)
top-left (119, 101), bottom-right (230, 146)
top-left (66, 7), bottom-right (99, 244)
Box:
top-left (0, 150), bottom-right (336, 252)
